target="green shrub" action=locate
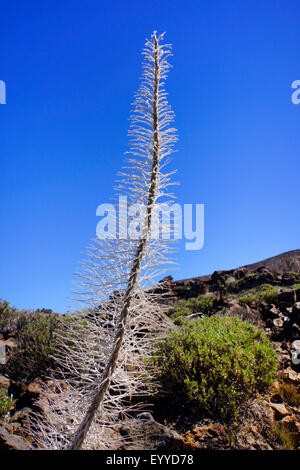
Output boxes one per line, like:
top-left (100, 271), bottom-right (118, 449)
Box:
top-left (169, 306), bottom-right (191, 324)
top-left (238, 284), bottom-right (279, 306)
top-left (153, 316), bottom-right (278, 421)
top-left (0, 299), bottom-right (22, 329)
top-left (168, 294), bottom-right (216, 323)
top-left (0, 299), bottom-right (38, 336)
top-left (227, 279), bottom-right (239, 288)
top-left (259, 284), bottom-right (278, 303)
top-left (238, 291), bottom-right (259, 306)
top-left (0, 299), bottom-right (14, 317)
top-left (228, 273), bottom-right (256, 290)
top-left (0, 389), bottom-right (13, 419)
top-left (7, 314), bottom-right (59, 383)
top-left (193, 294), bottom-right (215, 314)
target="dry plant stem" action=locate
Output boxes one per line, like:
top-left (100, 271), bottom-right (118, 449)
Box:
top-left (24, 28), bottom-right (177, 451)
top-left (27, 29), bottom-right (178, 450)
top-left (69, 33), bottom-right (161, 450)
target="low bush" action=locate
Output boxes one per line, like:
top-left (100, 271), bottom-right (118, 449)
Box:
top-left (237, 291), bottom-right (259, 306)
top-left (229, 272), bottom-right (256, 286)
top-left (153, 316), bottom-right (278, 421)
top-left (273, 421), bottom-right (300, 450)
top-left (217, 304), bottom-right (263, 327)
top-left (0, 389), bottom-right (13, 419)
top-left (168, 294), bottom-right (216, 323)
top-left (276, 382), bottom-right (300, 407)
top-left (6, 314), bottom-right (59, 383)
top-left (238, 284), bottom-right (279, 306)
top-left (259, 284), bottom-right (279, 303)
top-left (0, 299), bottom-right (29, 331)
top-left (0, 299), bottom-right (14, 319)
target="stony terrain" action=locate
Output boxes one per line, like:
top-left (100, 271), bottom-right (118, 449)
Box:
top-left (0, 250), bottom-right (299, 450)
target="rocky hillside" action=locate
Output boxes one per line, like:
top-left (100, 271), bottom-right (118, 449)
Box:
top-left (149, 256), bottom-right (300, 450)
top-left (173, 249), bottom-right (300, 286)
top-left (0, 250), bottom-right (299, 450)
top-left (244, 249), bottom-right (300, 274)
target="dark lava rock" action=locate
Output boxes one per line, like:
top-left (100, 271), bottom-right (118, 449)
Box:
top-left (0, 424), bottom-right (32, 450)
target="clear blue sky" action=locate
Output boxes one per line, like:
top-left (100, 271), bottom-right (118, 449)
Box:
top-left (1, 0), bottom-right (300, 312)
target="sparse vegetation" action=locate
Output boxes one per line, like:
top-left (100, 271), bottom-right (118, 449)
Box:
top-left (238, 290), bottom-right (259, 306)
top-left (0, 298), bottom-right (14, 318)
top-left (1, 253), bottom-right (299, 449)
top-left (0, 298), bottom-right (61, 383)
top-left (238, 284), bottom-right (279, 306)
top-left (168, 294), bottom-right (216, 323)
top-left (259, 284), bottom-right (279, 303)
top-left (6, 314), bottom-right (59, 383)
top-left (227, 272), bottom-right (257, 289)
top-left (273, 421), bottom-right (300, 450)
top-left (276, 381), bottom-right (300, 407)
top-left (0, 298), bottom-right (29, 330)
top-left (0, 389), bottom-right (13, 419)
top-left (154, 316), bottom-right (278, 421)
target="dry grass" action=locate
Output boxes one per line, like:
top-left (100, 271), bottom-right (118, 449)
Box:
top-left (273, 421), bottom-right (300, 450)
top-left (277, 382), bottom-right (300, 407)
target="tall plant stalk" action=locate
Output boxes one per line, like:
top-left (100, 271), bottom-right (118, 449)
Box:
top-left (69, 31), bottom-right (170, 450)
top-left (28, 31), bottom-right (178, 450)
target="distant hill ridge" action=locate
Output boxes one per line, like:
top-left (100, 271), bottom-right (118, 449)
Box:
top-left (176, 249), bottom-right (300, 283)
top-left (244, 249), bottom-right (300, 274)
